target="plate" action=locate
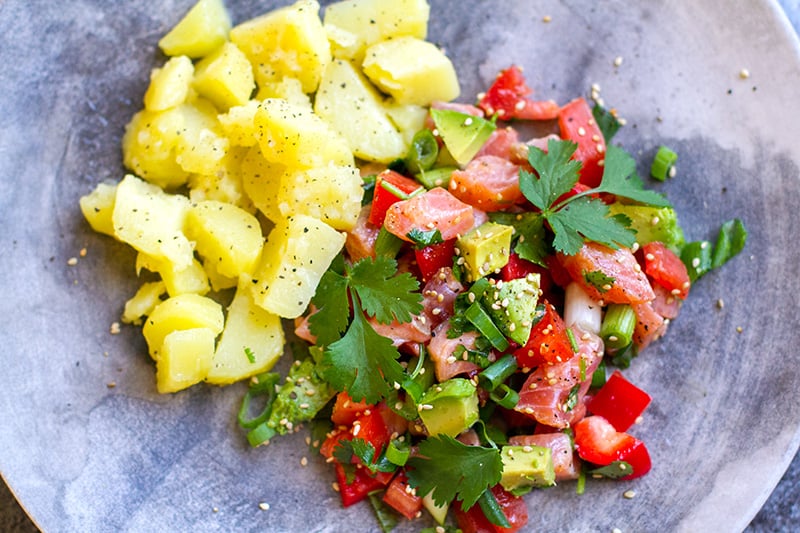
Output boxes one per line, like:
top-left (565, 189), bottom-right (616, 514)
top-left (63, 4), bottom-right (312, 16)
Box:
top-left (1, 1), bottom-right (799, 531)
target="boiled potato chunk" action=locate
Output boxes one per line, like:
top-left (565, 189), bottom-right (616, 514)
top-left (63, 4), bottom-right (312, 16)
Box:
top-left (254, 76), bottom-right (311, 109)
top-left (144, 55), bottom-right (194, 111)
top-left (251, 214), bottom-right (345, 318)
top-left (385, 102), bottom-right (429, 145)
top-left (277, 164), bottom-right (362, 230)
top-left (158, 0), bottom-right (231, 58)
top-left (255, 98), bottom-right (353, 169)
top-left (156, 327), bottom-right (217, 393)
top-left (185, 200), bottom-right (263, 278)
top-left (193, 42), bottom-right (255, 111)
top-left (230, 0), bottom-right (330, 93)
top-left (187, 146), bottom-right (254, 211)
top-left (362, 37), bottom-right (460, 106)
top-left (218, 100), bottom-right (260, 147)
top-left (112, 174), bottom-right (194, 270)
top-left (122, 281), bottom-right (167, 325)
top-left (143, 293), bottom-right (224, 359)
top-left (122, 108), bottom-right (189, 189)
top-left (136, 253), bottom-right (210, 297)
top-left (174, 100), bottom-right (229, 175)
top-left (323, 0), bottom-right (429, 60)
top-left (314, 59), bottom-right (405, 163)
top-left (203, 260), bottom-right (239, 292)
top-left (79, 181), bottom-right (117, 237)
top-left (206, 279), bottom-right (285, 384)
top-left (240, 145), bottom-right (284, 222)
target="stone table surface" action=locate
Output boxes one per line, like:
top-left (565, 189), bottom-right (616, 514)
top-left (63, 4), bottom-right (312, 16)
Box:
top-left (2, 1), bottom-right (799, 532)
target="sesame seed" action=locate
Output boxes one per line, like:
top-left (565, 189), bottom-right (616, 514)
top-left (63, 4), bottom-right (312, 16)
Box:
top-left (106, 381), bottom-right (116, 389)
top-left (522, 445), bottom-right (533, 452)
top-left (736, 326), bottom-right (743, 333)
top-left (332, 482), bottom-right (340, 492)
top-left (542, 15), bottom-right (552, 22)
top-left (67, 257), bottom-right (78, 266)
top-left (634, 415), bottom-right (644, 424)
top-left (669, 165), bottom-right (677, 178)
top-left (739, 68), bottom-right (750, 79)
top-left (612, 529), bottom-right (623, 533)
top-left (79, 248), bottom-right (87, 257)
top-left (645, 253), bottom-right (655, 261)
top-left (300, 456), bottom-right (308, 466)
top-left (110, 322), bottom-right (121, 335)
top-left (578, 126), bottom-right (586, 136)
top-left (623, 490), bottom-right (636, 499)
top-left (464, 117), bottom-right (473, 126)
top-left (258, 502), bottom-right (270, 510)
top-left (614, 56), bottom-right (623, 67)
top-left (716, 299), bottom-right (725, 309)
top-left (650, 216), bottom-right (660, 226)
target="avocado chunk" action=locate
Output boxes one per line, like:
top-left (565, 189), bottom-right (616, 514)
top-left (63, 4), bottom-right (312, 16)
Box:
top-left (430, 109), bottom-right (496, 166)
top-left (457, 221), bottom-right (514, 282)
top-left (483, 275), bottom-right (541, 345)
top-left (418, 378), bottom-right (479, 437)
top-left (499, 445), bottom-right (556, 491)
top-left (608, 203), bottom-right (685, 251)
top-left (264, 359), bottom-right (336, 437)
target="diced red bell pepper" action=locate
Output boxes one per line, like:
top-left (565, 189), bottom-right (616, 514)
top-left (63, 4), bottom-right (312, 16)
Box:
top-left (642, 241), bottom-right (691, 299)
top-left (331, 392), bottom-right (372, 427)
top-left (587, 370), bottom-right (651, 432)
top-left (477, 65), bottom-right (559, 121)
top-left (573, 415), bottom-right (651, 480)
top-left (558, 97), bottom-right (606, 187)
top-left (415, 239), bottom-right (456, 282)
top-left (513, 300), bottom-right (574, 369)
top-left (335, 462), bottom-right (391, 507)
top-left (382, 472), bottom-right (423, 520)
top-left (454, 485), bottom-right (529, 533)
top-left (368, 170), bottom-right (423, 226)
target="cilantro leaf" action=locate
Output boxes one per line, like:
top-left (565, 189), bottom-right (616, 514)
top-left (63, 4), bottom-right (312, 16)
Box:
top-left (406, 434), bottom-right (502, 509)
top-left (520, 140), bottom-right (581, 210)
top-left (407, 228), bottom-right (444, 247)
top-left (583, 270), bottom-right (616, 293)
top-left (594, 145), bottom-right (671, 207)
top-left (592, 104), bottom-right (621, 142)
top-left (489, 212), bottom-right (549, 266)
top-left (333, 438), bottom-right (395, 474)
top-left (547, 197), bottom-right (636, 255)
top-left (309, 269), bottom-right (350, 346)
top-left (319, 303), bottom-right (406, 404)
top-left (349, 256), bottom-right (423, 325)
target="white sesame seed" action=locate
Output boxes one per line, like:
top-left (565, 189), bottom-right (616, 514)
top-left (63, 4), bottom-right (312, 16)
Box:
top-left (739, 68), bottom-right (750, 79)
top-left (623, 490), bottom-right (636, 499)
top-left (258, 502), bottom-right (270, 511)
top-left (110, 322), bottom-right (121, 335)
top-left (717, 299), bottom-right (725, 309)
top-left (614, 56), bottom-right (623, 67)
top-left (67, 257), bottom-right (78, 266)
top-left (542, 15), bottom-right (552, 22)
top-left (300, 457), bottom-right (308, 466)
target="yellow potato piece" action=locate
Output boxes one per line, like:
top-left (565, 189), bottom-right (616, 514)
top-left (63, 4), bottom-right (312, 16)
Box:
top-left (173, 100), bottom-right (229, 175)
top-left (112, 174), bottom-right (194, 271)
top-left (122, 107), bottom-right (189, 189)
top-left (144, 55), bottom-right (194, 111)
top-left (143, 293), bottom-right (224, 360)
top-left (240, 145), bottom-right (284, 222)
top-left (193, 42), bottom-right (255, 111)
top-left (254, 76), bottom-right (311, 109)
top-left (230, 0), bottom-right (330, 93)
top-left (314, 59), bottom-right (406, 163)
top-left (277, 164), bottom-right (363, 230)
top-left (206, 279), bottom-right (285, 385)
top-left (156, 327), bottom-right (217, 393)
top-left (255, 98), bottom-right (353, 169)
top-left (362, 36), bottom-right (460, 106)
top-left (136, 252), bottom-right (210, 297)
top-left (188, 146), bottom-right (255, 212)
top-left (385, 101), bottom-right (429, 145)
top-left (251, 214), bottom-right (345, 318)
top-left (121, 281), bottom-right (167, 326)
top-left (158, 0), bottom-right (232, 58)
top-left (79, 181), bottom-right (117, 237)
top-left (218, 100), bottom-right (261, 147)
top-left (185, 200), bottom-right (264, 278)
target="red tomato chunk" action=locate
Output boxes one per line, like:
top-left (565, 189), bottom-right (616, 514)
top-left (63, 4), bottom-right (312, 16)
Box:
top-left (586, 370), bottom-right (652, 432)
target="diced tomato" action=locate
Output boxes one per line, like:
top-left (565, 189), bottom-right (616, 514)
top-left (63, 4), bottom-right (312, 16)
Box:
top-left (331, 392), bottom-right (372, 427)
top-left (448, 155), bottom-right (522, 211)
top-left (631, 301), bottom-right (667, 350)
top-left (383, 187), bottom-right (475, 242)
top-left (382, 472), bottom-right (423, 520)
top-left (500, 253), bottom-right (539, 282)
top-left (415, 239), bottom-right (456, 282)
top-left (586, 370), bottom-right (652, 432)
top-left (376, 401), bottom-right (409, 438)
top-left (558, 242), bottom-right (655, 304)
top-left (322, 407), bottom-right (393, 461)
top-left (335, 462), bottom-right (390, 507)
top-left (642, 242), bottom-right (691, 299)
top-left (368, 170), bottom-right (424, 226)
top-left (320, 427), bottom-right (349, 460)
top-left (573, 415), bottom-right (651, 479)
top-left (478, 65), bottom-right (560, 121)
top-left (513, 300), bottom-right (574, 369)
top-left (454, 485), bottom-right (529, 533)
top-left (558, 97), bottom-right (606, 187)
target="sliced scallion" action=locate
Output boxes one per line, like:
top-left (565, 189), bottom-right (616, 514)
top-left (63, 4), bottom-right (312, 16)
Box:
top-left (489, 384), bottom-right (519, 410)
top-left (237, 372), bottom-right (280, 429)
top-left (477, 488), bottom-right (511, 528)
top-left (385, 438), bottom-right (411, 466)
top-left (599, 304), bottom-right (636, 350)
top-left (591, 359), bottom-right (607, 389)
top-left (416, 166), bottom-right (456, 189)
top-left (246, 421), bottom-right (277, 447)
top-left (650, 145), bottom-right (678, 181)
top-left (406, 129), bottom-right (439, 174)
top-left (465, 302), bottom-right (509, 351)
top-left (479, 354), bottom-right (518, 391)
top-left (374, 226), bottom-right (404, 258)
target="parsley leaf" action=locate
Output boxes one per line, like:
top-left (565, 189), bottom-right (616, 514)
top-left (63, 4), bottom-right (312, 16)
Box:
top-left (489, 212), bottom-right (549, 266)
top-left (333, 438), bottom-right (395, 474)
top-left (520, 140), bottom-right (581, 210)
top-left (406, 434), bottom-right (502, 509)
top-left (320, 300), bottom-right (406, 404)
top-left (593, 145), bottom-right (671, 207)
top-left (407, 228), bottom-right (444, 247)
top-left (349, 256), bottom-right (423, 325)
top-left (583, 270), bottom-right (616, 293)
top-left (592, 104), bottom-right (621, 142)
top-left (309, 269), bottom-right (350, 346)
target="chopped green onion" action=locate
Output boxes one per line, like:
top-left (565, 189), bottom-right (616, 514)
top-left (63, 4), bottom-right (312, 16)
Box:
top-left (374, 226), bottom-right (404, 258)
top-left (416, 166), bottom-right (456, 189)
top-left (479, 354), bottom-right (518, 391)
top-left (385, 438), bottom-right (411, 466)
top-left (380, 178), bottom-right (424, 200)
top-left (650, 145), bottom-right (678, 181)
top-left (564, 384), bottom-right (580, 412)
top-left (361, 174), bottom-right (377, 205)
top-left (465, 302), bottom-right (509, 351)
top-left (244, 346), bottom-right (256, 364)
top-left (566, 327), bottom-right (579, 353)
top-left (599, 304), bottom-right (636, 350)
top-left (489, 384), bottom-right (519, 410)
top-left (368, 491), bottom-right (400, 533)
top-left (680, 240), bottom-right (713, 282)
top-left (576, 464), bottom-right (587, 495)
top-left (237, 372), bottom-right (280, 429)
top-left (711, 218), bottom-right (747, 269)
top-left (477, 488), bottom-right (511, 528)
top-left (406, 129), bottom-right (439, 174)
top-left (591, 359), bottom-right (607, 389)
top-left (246, 421), bottom-right (277, 447)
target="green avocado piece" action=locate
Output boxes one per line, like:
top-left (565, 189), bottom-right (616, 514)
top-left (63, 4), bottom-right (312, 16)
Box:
top-left (456, 221), bottom-right (514, 282)
top-left (430, 109), bottom-right (496, 166)
top-left (418, 378), bottom-right (479, 438)
top-left (266, 359), bottom-right (336, 436)
top-left (483, 276), bottom-right (541, 345)
top-left (608, 203), bottom-right (685, 251)
top-left (499, 445), bottom-right (556, 491)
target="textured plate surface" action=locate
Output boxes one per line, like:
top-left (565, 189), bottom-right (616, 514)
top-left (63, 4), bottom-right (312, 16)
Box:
top-left (1, 1), bottom-right (799, 531)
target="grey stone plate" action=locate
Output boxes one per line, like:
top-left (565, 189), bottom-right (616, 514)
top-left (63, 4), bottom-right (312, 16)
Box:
top-left (1, 1), bottom-right (799, 531)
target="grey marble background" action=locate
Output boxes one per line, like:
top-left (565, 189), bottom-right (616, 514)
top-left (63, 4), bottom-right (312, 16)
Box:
top-left (2, 0), bottom-right (799, 532)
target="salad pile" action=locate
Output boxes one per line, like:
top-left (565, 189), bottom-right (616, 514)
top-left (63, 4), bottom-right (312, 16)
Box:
top-left (78, 0), bottom-right (748, 530)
